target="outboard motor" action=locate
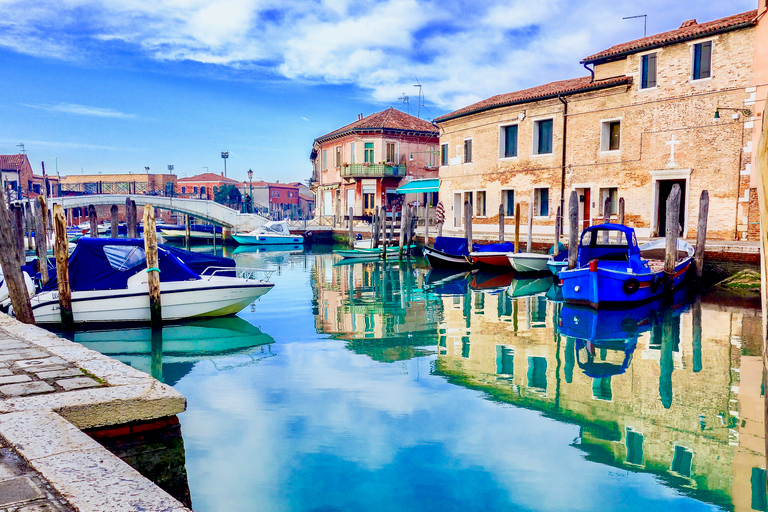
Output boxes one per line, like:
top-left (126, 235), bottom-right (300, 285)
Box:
top-left (303, 231), bottom-right (313, 245)
top-left (356, 233), bottom-right (362, 241)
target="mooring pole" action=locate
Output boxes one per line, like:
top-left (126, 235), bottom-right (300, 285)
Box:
top-left (409, 206), bottom-right (417, 256)
top-left (88, 205), bottom-right (98, 238)
top-left (11, 205), bottom-right (25, 265)
top-left (464, 201), bottom-right (472, 248)
top-left (143, 204), bottom-right (162, 328)
top-left (398, 204), bottom-right (407, 260)
top-left (554, 206), bottom-right (561, 256)
top-left (755, 91), bottom-right (768, 496)
top-left (527, 195), bottom-right (533, 253)
top-left (694, 190), bottom-right (709, 280)
top-left (110, 205), bottom-right (119, 238)
top-left (514, 203), bottom-right (521, 254)
top-left (425, 205), bottom-right (431, 247)
top-left (0, 192), bottom-right (34, 324)
top-left (348, 207), bottom-right (354, 248)
top-left (663, 184), bottom-right (682, 303)
top-left (602, 196), bottom-right (612, 244)
top-left (617, 197), bottom-right (625, 243)
top-left (53, 204), bottom-right (73, 329)
top-left (498, 203), bottom-right (505, 242)
top-left (35, 197), bottom-right (49, 285)
top-left (380, 206), bottom-right (387, 261)
top-left (568, 190), bottom-right (578, 270)
top-left (185, 214), bottom-right (191, 250)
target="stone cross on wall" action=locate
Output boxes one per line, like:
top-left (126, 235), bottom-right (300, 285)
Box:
top-left (666, 133), bottom-right (680, 168)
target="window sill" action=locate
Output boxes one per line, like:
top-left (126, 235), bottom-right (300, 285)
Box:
top-left (638, 85), bottom-right (658, 92)
top-left (690, 76), bottom-right (712, 84)
top-left (499, 156), bottom-right (519, 161)
top-left (531, 152), bottom-right (554, 158)
top-left (599, 149), bottom-right (621, 155)
top-left (533, 215), bottom-right (550, 219)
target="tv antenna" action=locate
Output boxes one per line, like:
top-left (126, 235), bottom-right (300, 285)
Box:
top-left (16, 143), bottom-right (25, 154)
top-left (399, 93), bottom-right (410, 114)
top-left (623, 14), bottom-right (647, 37)
top-left (414, 79), bottom-right (425, 119)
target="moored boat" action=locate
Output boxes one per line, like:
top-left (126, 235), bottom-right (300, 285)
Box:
top-left (507, 252), bottom-right (550, 273)
top-left (547, 251), bottom-right (568, 276)
top-left (558, 224), bottom-right (693, 308)
top-left (469, 242), bottom-right (515, 271)
top-left (232, 221), bottom-right (304, 245)
top-left (29, 237), bottom-right (274, 325)
top-left (423, 236), bottom-right (472, 270)
top-left (334, 245), bottom-right (415, 260)
top-left (160, 224), bottom-right (223, 241)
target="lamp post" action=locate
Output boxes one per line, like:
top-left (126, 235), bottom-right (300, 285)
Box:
top-left (221, 151), bottom-right (229, 178)
top-left (167, 165), bottom-right (174, 197)
top-left (248, 168), bottom-right (253, 213)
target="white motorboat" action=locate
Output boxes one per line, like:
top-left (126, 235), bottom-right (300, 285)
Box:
top-left (233, 221), bottom-right (304, 245)
top-left (159, 224), bottom-right (222, 241)
top-left (507, 252), bottom-right (551, 273)
top-left (29, 238), bottom-right (274, 325)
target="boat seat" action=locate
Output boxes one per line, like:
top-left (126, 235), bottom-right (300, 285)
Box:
top-left (597, 252), bottom-right (629, 262)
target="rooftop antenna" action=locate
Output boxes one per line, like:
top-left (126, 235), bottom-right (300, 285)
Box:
top-left (399, 93), bottom-right (410, 115)
top-left (414, 78), bottom-right (425, 119)
top-left (623, 14), bottom-right (647, 37)
top-left (16, 143), bottom-right (25, 154)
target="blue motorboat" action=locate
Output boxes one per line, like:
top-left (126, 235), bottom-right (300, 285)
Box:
top-left (558, 224), bottom-right (693, 308)
top-left (423, 236), bottom-right (472, 270)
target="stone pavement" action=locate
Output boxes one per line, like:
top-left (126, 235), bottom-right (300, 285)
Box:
top-left (0, 314), bottom-right (190, 512)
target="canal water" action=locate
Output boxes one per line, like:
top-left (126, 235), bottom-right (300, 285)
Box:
top-left (72, 245), bottom-right (765, 512)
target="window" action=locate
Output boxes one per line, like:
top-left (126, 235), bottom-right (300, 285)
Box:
top-left (641, 53), bottom-right (657, 89)
top-left (751, 468), bottom-right (767, 512)
top-left (626, 428), bottom-right (644, 466)
top-left (193, 186), bottom-right (198, 194)
top-left (181, 186), bottom-right (186, 194)
top-left (671, 446), bottom-right (693, 477)
top-left (534, 187), bottom-right (549, 216)
top-left (496, 346), bottom-right (514, 376)
top-left (534, 119), bottom-right (553, 155)
top-left (527, 356), bottom-right (547, 391)
top-left (475, 190), bottom-right (486, 216)
top-left (601, 120), bottom-right (621, 151)
top-left (28, 180), bottom-right (32, 191)
top-left (201, 186), bottom-right (206, 196)
top-left (441, 143), bottom-right (448, 166)
top-left (501, 124), bottom-right (518, 158)
top-left (335, 146), bottom-right (341, 167)
top-left (464, 139), bottom-right (472, 163)
top-left (600, 187), bottom-right (618, 215)
top-left (350, 142), bottom-right (356, 164)
top-left (104, 245), bottom-right (146, 271)
top-left (323, 149), bottom-right (327, 169)
top-left (503, 189), bottom-right (515, 216)
top-left (592, 377), bottom-right (612, 401)
top-left (692, 41), bottom-right (712, 80)
top-left (364, 142), bottom-right (374, 163)
top-left (386, 142), bottom-right (396, 163)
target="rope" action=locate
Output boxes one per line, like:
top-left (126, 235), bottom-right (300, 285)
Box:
top-left (146, 267), bottom-right (161, 273)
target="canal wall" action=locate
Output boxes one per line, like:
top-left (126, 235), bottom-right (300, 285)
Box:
top-left (0, 313), bottom-right (191, 511)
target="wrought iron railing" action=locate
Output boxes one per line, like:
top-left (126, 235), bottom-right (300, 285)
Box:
top-left (340, 164), bottom-right (404, 178)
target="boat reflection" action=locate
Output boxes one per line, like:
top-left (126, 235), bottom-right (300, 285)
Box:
top-left (231, 244), bottom-right (305, 255)
top-left (67, 316), bottom-right (275, 384)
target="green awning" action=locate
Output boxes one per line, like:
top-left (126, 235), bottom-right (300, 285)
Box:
top-left (396, 179), bottom-right (439, 194)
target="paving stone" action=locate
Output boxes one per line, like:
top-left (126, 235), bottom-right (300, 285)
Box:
top-left (26, 365), bottom-right (70, 374)
top-left (0, 341), bottom-right (32, 351)
top-left (13, 357), bottom-right (69, 370)
top-left (0, 350), bottom-right (51, 362)
top-left (0, 382), bottom-right (55, 397)
top-left (0, 374), bottom-right (31, 385)
top-left (56, 378), bottom-right (101, 391)
top-left (0, 476), bottom-right (43, 506)
top-left (0, 368), bottom-right (13, 376)
top-left (35, 369), bottom-right (84, 380)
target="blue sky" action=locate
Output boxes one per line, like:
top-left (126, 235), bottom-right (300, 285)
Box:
top-left (0, 0), bottom-right (755, 184)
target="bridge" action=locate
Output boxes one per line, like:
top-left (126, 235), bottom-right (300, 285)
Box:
top-left (47, 195), bottom-right (268, 232)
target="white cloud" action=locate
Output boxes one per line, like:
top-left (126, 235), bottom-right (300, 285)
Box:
top-left (23, 102), bottom-right (137, 119)
top-left (0, 0), bottom-right (757, 111)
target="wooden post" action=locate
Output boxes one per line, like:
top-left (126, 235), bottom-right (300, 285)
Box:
top-left (425, 205), bottom-right (431, 246)
top-left (398, 204), bottom-right (407, 260)
top-left (514, 202), bottom-right (521, 253)
top-left (110, 205), bottom-right (119, 238)
top-left (692, 295), bottom-right (702, 373)
top-left (35, 197), bottom-right (49, 285)
top-left (212, 225), bottom-right (217, 253)
top-left (617, 197), bottom-right (625, 243)
top-left (755, 91), bottom-right (768, 488)
top-left (464, 201), bottom-right (472, 248)
top-left (143, 204), bottom-right (162, 328)
top-left (348, 207), bottom-right (354, 248)
top-left (602, 196), bottom-right (611, 243)
top-left (527, 196), bottom-right (533, 253)
top-left (409, 206), bottom-right (417, 256)
top-left (498, 203), bottom-right (505, 242)
top-left (24, 202), bottom-right (34, 251)
top-left (437, 221), bottom-right (443, 238)
top-left (0, 191), bottom-right (34, 324)
top-left (694, 190), bottom-right (709, 279)
top-left (554, 206), bottom-right (561, 256)
top-left (389, 209), bottom-right (395, 244)
top-left (371, 211), bottom-right (379, 249)
top-left (11, 205), bottom-right (25, 265)
top-left (89, 205), bottom-right (98, 238)
top-left (53, 204), bottom-right (73, 329)
top-left (126, 198), bottom-right (138, 238)
top-left (568, 190), bottom-right (578, 269)
top-left (663, 184), bottom-right (681, 301)
top-left (185, 214), bottom-right (191, 249)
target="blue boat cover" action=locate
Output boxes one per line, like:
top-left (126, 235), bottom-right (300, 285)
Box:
top-left (433, 236), bottom-right (469, 256)
top-left (163, 245), bottom-right (235, 276)
top-left (40, 238), bottom-right (201, 293)
top-left (472, 241), bottom-right (514, 253)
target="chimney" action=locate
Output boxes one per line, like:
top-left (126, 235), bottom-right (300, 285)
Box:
top-left (221, 172), bottom-right (223, 177)
top-left (680, 19), bottom-right (697, 28)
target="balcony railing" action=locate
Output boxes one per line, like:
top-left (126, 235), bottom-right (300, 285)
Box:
top-left (340, 164), bottom-right (405, 178)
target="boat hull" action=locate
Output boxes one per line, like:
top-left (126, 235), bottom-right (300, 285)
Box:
top-left (161, 229), bottom-right (217, 241)
top-left (423, 246), bottom-right (471, 270)
top-left (507, 253), bottom-right (550, 273)
top-left (233, 234), bottom-right (304, 245)
top-left (334, 245), bottom-right (411, 259)
top-left (31, 277), bottom-right (274, 325)
top-left (470, 252), bottom-right (512, 271)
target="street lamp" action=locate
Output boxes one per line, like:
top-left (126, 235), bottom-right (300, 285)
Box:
top-left (167, 165), bottom-right (174, 197)
top-left (247, 168), bottom-right (253, 213)
top-left (221, 151), bottom-right (229, 177)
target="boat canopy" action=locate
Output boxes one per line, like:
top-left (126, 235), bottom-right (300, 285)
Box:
top-left (162, 245), bottom-right (235, 276)
top-left (250, 221), bottom-right (292, 236)
top-left (433, 236), bottom-right (470, 256)
top-left (40, 238), bottom-right (201, 292)
top-left (395, 179), bottom-right (439, 194)
top-left (472, 241), bottom-right (514, 253)
top-left (577, 223), bottom-right (640, 267)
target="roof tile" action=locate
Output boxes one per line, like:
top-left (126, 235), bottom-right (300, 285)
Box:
top-left (178, 172), bottom-right (239, 183)
top-left (316, 107), bottom-right (438, 142)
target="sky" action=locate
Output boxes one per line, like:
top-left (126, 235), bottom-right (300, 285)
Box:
top-left (0, 0), bottom-right (756, 184)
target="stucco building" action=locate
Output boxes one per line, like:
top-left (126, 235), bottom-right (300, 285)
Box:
top-left (176, 172), bottom-right (238, 200)
top-left (311, 107), bottom-right (439, 219)
top-left (0, 153), bottom-right (59, 200)
top-left (435, 9), bottom-right (763, 241)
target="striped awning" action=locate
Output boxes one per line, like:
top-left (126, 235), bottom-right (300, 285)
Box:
top-left (395, 179), bottom-right (439, 194)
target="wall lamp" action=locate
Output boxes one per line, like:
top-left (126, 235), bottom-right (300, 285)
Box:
top-left (714, 107), bottom-right (751, 120)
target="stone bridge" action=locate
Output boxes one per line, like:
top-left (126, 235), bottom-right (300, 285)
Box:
top-left (47, 194), bottom-right (268, 232)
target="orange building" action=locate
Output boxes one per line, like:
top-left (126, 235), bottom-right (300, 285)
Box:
top-left (0, 153), bottom-right (60, 200)
top-left (177, 172), bottom-right (239, 200)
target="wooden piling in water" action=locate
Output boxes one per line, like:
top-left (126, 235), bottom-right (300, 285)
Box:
top-left (409, 207), bottom-right (417, 256)
top-left (425, 205), bottom-right (431, 247)
top-left (694, 190), bottom-right (709, 279)
top-left (663, 184), bottom-right (682, 302)
top-left (527, 196), bottom-right (533, 253)
top-left (348, 207), bottom-right (354, 248)
top-left (53, 204), bottom-right (73, 329)
top-left (602, 196), bottom-right (612, 243)
top-left (389, 209), bottom-right (395, 244)
top-left (126, 198), bottom-right (137, 238)
top-left (143, 204), bottom-right (162, 328)
top-left (185, 214), bottom-right (191, 249)
top-left (498, 204), bottom-right (505, 242)
top-left (464, 201), bottom-right (472, 248)
top-left (617, 197), bottom-right (625, 243)
top-left (398, 205), bottom-right (407, 260)
top-left (514, 203), bottom-right (521, 253)
top-left (35, 197), bottom-right (49, 286)
top-left (24, 202), bottom-right (33, 251)
top-left (554, 206), bottom-right (561, 256)
top-left (568, 191), bottom-right (578, 270)
top-left (0, 191), bottom-right (34, 324)
top-left (380, 206), bottom-right (387, 260)
top-left (11, 205), bottom-right (25, 265)
top-left (371, 211), bottom-right (379, 249)
top-left (110, 205), bottom-right (119, 238)
top-left (89, 205), bottom-right (98, 238)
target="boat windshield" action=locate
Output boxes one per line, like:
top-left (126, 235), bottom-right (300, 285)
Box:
top-left (104, 245), bottom-right (146, 271)
top-left (581, 229), bottom-right (630, 247)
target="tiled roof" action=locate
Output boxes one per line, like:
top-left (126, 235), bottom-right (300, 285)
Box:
top-left (0, 154), bottom-right (31, 171)
top-left (434, 76), bottom-right (632, 123)
top-left (316, 107), bottom-right (438, 143)
top-left (178, 172), bottom-right (239, 183)
top-left (582, 10), bottom-right (757, 64)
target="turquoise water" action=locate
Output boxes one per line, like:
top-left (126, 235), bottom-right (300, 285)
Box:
top-left (76, 246), bottom-right (765, 512)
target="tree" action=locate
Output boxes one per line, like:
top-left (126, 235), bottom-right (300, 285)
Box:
top-left (213, 184), bottom-right (242, 208)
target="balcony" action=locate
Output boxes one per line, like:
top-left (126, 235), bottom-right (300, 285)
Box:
top-left (340, 164), bottom-right (405, 178)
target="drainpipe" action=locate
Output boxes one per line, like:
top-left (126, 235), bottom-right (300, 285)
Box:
top-left (558, 94), bottom-right (568, 235)
top-left (582, 62), bottom-right (594, 83)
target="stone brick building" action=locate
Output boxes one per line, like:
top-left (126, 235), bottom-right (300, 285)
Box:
top-left (60, 172), bottom-right (176, 197)
top-left (176, 172), bottom-right (238, 200)
top-left (0, 153), bottom-right (59, 201)
top-left (435, 9), bottom-right (762, 241)
top-left (311, 107), bottom-right (439, 219)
